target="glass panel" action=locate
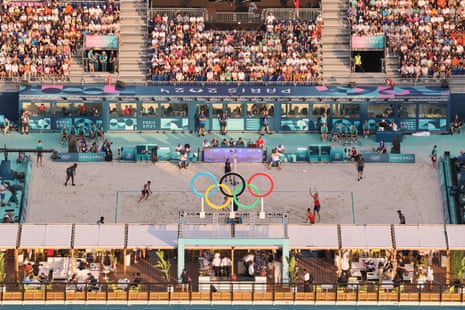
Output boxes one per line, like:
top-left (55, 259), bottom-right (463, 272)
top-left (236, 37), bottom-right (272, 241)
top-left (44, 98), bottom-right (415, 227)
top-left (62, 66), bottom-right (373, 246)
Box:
top-left (311, 104), bottom-right (330, 118)
top-left (212, 103), bottom-right (224, 118)
top-left (141, 103), bottom-right (158, 117)
top-left (367, 103), bottom-right (395, 119)
top-left (397, 103), bottom-right (416, 118)
top-left (227, 103), bottom-right (243, 118)
top-left (247, 103), bottom-right (275, 117)
top-left (282, 103), bottom-right (308, 117)
top-left (109, 103), bottom-right (137, 117)
top-left (76, 102), bottom-right (103, 117)
top-left (22, 102), bottom-right (50, 116)
top-left (196, 104), bottom-right (209, 117)
top-left (418, 103), bottom-right (447, 118)
top-left (333, 103), bottom-right (360, 118)
top-left (160, 103), bottom-right (187, 117)
top-left (53, 102), bottom-right (72, 116)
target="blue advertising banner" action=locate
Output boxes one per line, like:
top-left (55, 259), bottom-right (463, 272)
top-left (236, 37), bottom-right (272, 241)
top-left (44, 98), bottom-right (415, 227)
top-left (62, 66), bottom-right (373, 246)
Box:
top-left (29, 117), bottom-right (51, 130)
top-left (74, 117), bottom-right (102, 129)
top-left (20, 84), bottom-right (451, 99)
top-left (139, 118), bottom-right (158, 130)
top-left (360, 152), bottom-right (415, 163)
top-left (389, 153), bottom-right (416, 163)
top-left (53, 118), bottom-right (73, 130)
top-left (362, 153), bottom-right (389, 163)
top-left (109, 117), bottom-right (137, 130)
top-left (54, 153), bottom-right (79, 162)
top-left (160, 118), bottom-right (188, 130)
top-left (281, 118), bottom-right (312, 131)
top-left (203, 147), bottom-right (265, 163)
top-left (53, 152), bottom-right (106, 162)
top-left (79, 152), bottom-right (106, 162)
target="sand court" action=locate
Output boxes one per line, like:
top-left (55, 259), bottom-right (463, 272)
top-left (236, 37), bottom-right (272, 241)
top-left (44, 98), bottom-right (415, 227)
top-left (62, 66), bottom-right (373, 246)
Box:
top-left (25, 160), bottom-right (442, 225)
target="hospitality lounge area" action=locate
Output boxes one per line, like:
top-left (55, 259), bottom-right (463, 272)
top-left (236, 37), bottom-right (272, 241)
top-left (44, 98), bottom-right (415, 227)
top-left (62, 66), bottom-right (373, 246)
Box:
top-left (0, 223), bottom-right (464, 303)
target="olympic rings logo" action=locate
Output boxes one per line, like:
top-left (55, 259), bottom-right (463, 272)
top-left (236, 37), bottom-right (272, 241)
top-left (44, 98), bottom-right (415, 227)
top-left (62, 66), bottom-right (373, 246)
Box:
top-left (190, 171), bottom-right (275, 210)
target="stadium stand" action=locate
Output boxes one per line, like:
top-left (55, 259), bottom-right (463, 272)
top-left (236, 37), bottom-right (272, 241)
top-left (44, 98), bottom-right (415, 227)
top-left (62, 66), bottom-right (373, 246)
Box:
top-left (0, 0), bottom-right (120, 83)
top-left (349, 0), bottom-right (464, 82)
top-left (147, 11), bottom-right (322, 82)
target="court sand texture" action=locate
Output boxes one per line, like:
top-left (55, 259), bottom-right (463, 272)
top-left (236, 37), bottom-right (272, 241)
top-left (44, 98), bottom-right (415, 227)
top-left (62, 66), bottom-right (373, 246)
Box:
top-left (26, 159), bottom-right (442, 225)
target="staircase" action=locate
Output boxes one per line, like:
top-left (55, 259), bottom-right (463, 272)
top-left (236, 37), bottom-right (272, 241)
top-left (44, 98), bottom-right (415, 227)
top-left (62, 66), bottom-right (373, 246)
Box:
top-left (118, 0), bottom-right (148, 85)
top-left (320, 0), bottom-right (351, 85)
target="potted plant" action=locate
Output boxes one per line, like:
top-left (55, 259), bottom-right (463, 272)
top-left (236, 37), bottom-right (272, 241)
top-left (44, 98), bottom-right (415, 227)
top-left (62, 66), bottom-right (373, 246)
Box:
top-left (0, 251), bottom-right (6, 292)
top-left (153, 250), bottom-right (173, 292)
top-left (450, 251), bottom-right (465, 288)
top-left (286, 255), bottom-right (299, 293)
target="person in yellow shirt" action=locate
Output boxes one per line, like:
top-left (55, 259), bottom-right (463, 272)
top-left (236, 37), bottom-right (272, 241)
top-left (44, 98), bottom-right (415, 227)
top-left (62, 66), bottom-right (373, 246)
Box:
top-left (354, 53), bottom-right (364, 72)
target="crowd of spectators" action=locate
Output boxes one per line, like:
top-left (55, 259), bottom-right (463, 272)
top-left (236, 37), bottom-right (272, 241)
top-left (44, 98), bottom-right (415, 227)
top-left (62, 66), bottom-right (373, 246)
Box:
top-left (0, 0), bottom-right (120, 81)
top-left (349, 0), bottom-right (465, 80)
top-left (148, 12), bottom-right (322, 82)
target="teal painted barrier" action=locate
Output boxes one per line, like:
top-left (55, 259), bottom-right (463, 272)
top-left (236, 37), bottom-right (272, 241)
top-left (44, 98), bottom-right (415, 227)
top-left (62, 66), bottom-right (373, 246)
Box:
top-left (330, 147), bottom-right (345, 162)
top-left (121, 147), bottom-right (136, 162)
top-left (157, 147), bottom-right (171, 161)
top-left (295, 147), bottom-right (309, 161)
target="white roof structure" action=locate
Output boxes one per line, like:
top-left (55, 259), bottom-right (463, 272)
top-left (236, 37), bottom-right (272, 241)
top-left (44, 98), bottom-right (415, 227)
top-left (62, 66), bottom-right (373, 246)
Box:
top-left (0, 224), bottom-right (18, 249)
top-left (73, 224), bottom-right (125, 248)
top-left (20, 224), bottom-right (72, 248)
top-left (288, 224), bottom-right (339, 249)
top-left (445, 225), bottom-right (465, 250)
top-left (340, 225), bottom-right (392, 249)
top-left (394, 224), bottom-right (447, 249)
top-left (0, 224), bottom-right (461, 251)
top-left (127, 224), bottom-right (178, 249)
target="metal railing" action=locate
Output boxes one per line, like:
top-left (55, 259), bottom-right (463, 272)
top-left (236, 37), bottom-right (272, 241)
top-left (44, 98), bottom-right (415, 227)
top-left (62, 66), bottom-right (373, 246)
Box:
top-left (1, 281), bottom-right (463, 304)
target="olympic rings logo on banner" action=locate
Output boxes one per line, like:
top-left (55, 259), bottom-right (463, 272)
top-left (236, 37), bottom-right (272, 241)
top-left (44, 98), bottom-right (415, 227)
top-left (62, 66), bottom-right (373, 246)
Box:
top-left (190, 171), bottom-right (275, 210)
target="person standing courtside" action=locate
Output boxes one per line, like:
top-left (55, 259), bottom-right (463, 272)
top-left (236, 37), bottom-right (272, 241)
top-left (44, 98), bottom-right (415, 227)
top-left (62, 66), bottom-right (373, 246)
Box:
top-left (64, 163), bottom-right (78, 186)
top-left (36, 140), bottom-right (43, 166)
top-left (198, 110), bottom-right (207, 137)
top-left (309, 187), bottom-right (321, 223)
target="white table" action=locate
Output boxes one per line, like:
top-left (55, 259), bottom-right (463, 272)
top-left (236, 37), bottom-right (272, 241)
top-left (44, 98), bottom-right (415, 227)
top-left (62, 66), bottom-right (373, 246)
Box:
top-left (381, 280), bottom-right (394, 292)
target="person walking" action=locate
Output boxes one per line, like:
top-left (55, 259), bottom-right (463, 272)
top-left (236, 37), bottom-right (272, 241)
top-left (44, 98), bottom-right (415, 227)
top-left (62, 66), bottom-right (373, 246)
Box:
top-left (36, 140), bottom-right (43, 166)
top-left (397, 210), bottom-right (406, 224)
top-left (431, 145), bottom-right (438, 169)
top-left (356, 154), bottom-right (365, 181)
top-left (223, 158), bottom-right (232, 183)
top-left (138, 181), bottom-right (152, 203)
top-left (64, 163), bottom-right (78, 186)
top-left (97, 216), bottom-right (105, 224)
top-left (309, 187), bottom-right (321, 223)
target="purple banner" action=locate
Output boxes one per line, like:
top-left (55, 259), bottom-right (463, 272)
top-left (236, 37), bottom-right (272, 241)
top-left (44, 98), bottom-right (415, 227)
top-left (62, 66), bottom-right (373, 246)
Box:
top-left (203, 147), bottom-right (265, 163)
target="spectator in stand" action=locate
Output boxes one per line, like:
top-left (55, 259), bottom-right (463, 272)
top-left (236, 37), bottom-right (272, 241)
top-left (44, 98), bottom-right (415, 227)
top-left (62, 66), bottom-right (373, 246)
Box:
top-left (256, 136), bottom-right (265, 148)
